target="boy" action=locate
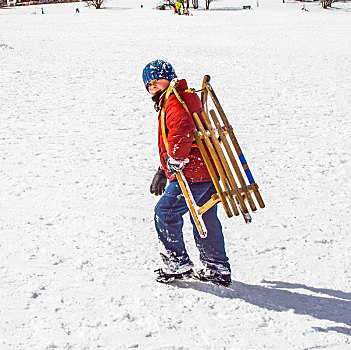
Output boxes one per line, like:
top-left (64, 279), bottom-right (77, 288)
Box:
top-left (142, 59), bottom-right (231, 286)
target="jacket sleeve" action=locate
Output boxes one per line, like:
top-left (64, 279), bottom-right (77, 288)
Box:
top-left (165, 95), bottom-right (195, 160)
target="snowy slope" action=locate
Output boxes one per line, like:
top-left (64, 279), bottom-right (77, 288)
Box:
top-left (1, 0), bottom-right (351, 348)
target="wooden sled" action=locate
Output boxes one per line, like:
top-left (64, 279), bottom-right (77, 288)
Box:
top-left (160, 76), bottom-right (265, 238)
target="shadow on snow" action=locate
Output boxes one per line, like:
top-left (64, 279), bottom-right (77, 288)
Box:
top-left (196, 7), bottom-right (247, 11)
top-left (328, 6), bottom-right (351, 12)
top-left (172, 279), bottom-right (351, 336)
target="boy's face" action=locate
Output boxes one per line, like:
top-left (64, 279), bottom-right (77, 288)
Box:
top-left (147, 79), bottom-right (170, 96)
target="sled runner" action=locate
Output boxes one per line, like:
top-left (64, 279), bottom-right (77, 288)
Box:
top-left (160, 76), bottom-right (265, 238)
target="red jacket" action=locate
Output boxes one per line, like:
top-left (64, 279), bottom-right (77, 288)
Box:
top-left (157, 79), bottom-right (212, 182)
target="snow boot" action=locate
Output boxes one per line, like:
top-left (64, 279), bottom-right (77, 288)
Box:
top-left (154, 268), bottom-right (194, 284)
top-left (194, 268), bottom-right (231, 287)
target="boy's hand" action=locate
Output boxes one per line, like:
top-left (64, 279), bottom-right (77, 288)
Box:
top-left (166, 156), bottom-right (189, 175)
top-left (150, 167), bottom-right (167, 196)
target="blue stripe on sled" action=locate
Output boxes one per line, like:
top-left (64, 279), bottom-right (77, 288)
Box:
top-left (239, 153), bottom-right (255, 184)
top-left (245, 168), bottom-right (255, 184)
top-left (239, 154), bottom-right (246, 166)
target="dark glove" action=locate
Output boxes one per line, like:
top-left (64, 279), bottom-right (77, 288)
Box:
top-left (150, 167), bottom-right (167, 196)
top-left (166, 156), bottom-right (189, 175)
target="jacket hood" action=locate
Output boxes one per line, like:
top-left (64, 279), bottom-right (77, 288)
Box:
top-left (176, 79), bottom-right (188, 91)
top-left (154, 79), bottom-right (188, 112)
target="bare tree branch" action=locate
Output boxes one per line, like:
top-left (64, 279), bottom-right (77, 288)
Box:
top-left (85, 0), bottom-right (106, 9)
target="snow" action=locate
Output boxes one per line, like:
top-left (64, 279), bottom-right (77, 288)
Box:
top-left (1, 0), bottom-right (351, 348)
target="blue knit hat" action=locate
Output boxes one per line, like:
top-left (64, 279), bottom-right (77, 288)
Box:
top-left (142, 60), bottom-right (177, 90)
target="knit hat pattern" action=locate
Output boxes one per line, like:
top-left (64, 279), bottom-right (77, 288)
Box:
top-left (142, 59), bottom-right (177, 90)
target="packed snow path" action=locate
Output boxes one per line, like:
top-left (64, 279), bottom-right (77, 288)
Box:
top-left (1, 0), bottom-right (351, 348)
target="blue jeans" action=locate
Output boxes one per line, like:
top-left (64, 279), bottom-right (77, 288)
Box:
top-left (154, 180), bottom-right (230, 274)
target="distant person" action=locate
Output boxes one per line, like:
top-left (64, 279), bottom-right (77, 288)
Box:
top-left (76, 8), bottom-right (80, 13)
top-left (41, 7), bottom-right (44, 14)
top-left (175, 0), bottom-right (183, 15)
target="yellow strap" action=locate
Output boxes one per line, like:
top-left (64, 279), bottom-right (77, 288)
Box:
top-left (160, 86), bottom-right (173, 153)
